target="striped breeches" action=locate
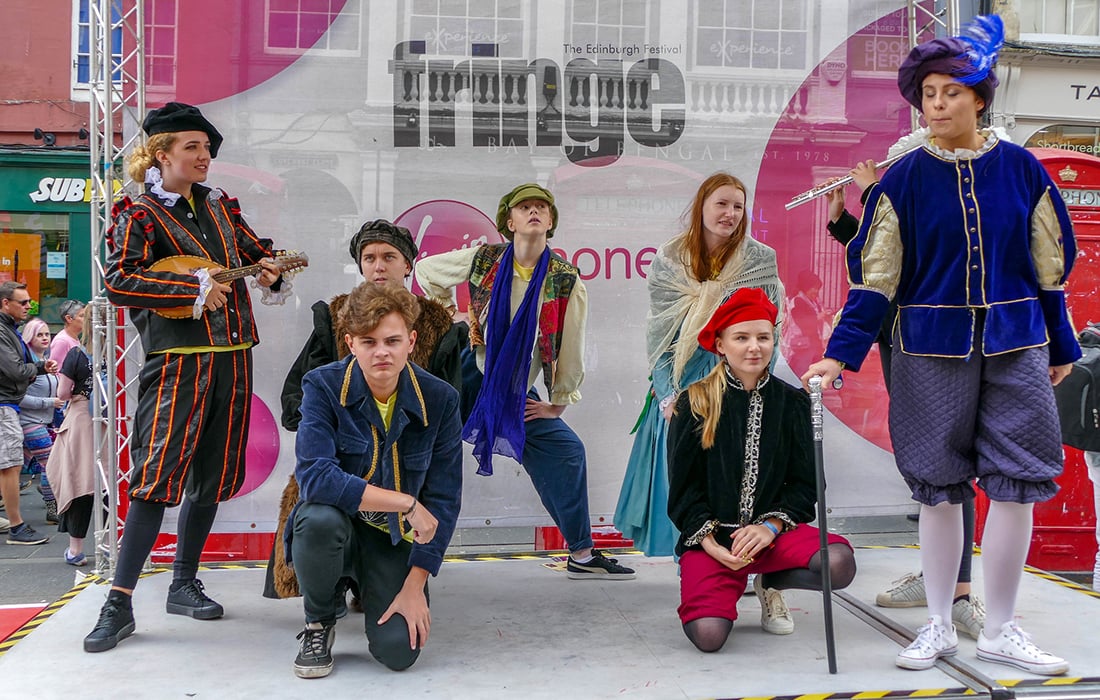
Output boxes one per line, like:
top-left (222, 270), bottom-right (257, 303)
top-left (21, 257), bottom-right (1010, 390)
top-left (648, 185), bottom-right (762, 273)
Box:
top-left (129, 349), bottom-right (253, 505)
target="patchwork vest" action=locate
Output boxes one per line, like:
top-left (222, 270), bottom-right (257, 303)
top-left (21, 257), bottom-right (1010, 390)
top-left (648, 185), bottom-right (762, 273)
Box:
top-left (467, 243), bottom-right (577, 396)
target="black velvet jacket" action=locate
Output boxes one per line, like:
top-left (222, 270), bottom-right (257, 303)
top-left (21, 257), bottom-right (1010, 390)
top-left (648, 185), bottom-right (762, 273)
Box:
top-left (667, 373), bottom-right (817, 556)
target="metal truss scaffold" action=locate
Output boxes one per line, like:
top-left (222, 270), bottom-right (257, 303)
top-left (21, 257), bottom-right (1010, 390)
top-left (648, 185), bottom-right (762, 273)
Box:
top-left (88, 0), bottom-right (145, 579)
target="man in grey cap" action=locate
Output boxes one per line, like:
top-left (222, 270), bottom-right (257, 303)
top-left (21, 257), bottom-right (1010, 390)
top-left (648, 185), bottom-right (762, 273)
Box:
top-left (279, 219), bottom-right (464, 431)
top-left (268, 219), bottom-right (465, 602)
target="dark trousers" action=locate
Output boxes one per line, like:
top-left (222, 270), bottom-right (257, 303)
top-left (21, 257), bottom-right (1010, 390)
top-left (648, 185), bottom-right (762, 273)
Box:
top-left (292, 503), bottom-right (423, 671)
top-left (461, 349), bottom-right (594, 552)
top-left (129, 349), bottom-right (252, 505)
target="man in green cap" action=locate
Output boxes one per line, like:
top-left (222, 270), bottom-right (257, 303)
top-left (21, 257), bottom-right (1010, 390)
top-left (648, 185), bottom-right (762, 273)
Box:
top-left (416, 184), bottom-right (634, 580)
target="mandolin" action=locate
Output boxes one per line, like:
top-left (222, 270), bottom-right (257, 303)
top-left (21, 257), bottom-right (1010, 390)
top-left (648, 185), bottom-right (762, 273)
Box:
top-left (149, 251), bottom-right (309, 319)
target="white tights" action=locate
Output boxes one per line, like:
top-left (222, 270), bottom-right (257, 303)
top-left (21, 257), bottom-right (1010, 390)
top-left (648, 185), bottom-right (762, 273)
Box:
top-left (918, 501), bottom-right (963, 625)
top-left (920, 499), bottom-right (1034, 637)
top-left (979, 500), bottom-right (1033, 636)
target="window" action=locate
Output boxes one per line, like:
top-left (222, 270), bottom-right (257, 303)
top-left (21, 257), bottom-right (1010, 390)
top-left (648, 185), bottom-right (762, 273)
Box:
top-left (0, 212), bottom-right (71, 328)
top-left (144, 0), bottom-right (178, 88)
top-left (848, 8), bottom-right (909, 76)
top-left (570, 0), bottom-right (651, 55)
top-left (73, 0), bottom-right (122, 89)
top-left (693, 0), bottom-right (809, 71)
top-left (407, 0), bottom-right (524, 58)
top-left (1019, 0), bottom-right (1100, 39)
top-left (265, 0), bottom-right (361, 56)
top-left (1025, 124), bottom-right (1100, 157)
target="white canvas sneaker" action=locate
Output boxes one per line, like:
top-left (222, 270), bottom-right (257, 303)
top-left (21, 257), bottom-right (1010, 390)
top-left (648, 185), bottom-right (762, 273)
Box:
top-left (876, 572), bottom-right (927, 608)
top-left (976, 621), bottom-right (1069, 676)
top-left (951, 595), bottom-right (985, 640)
top-left (896, 615), bottom-right (958, 670)
top-left (753, 575), bottom-right (794, 635)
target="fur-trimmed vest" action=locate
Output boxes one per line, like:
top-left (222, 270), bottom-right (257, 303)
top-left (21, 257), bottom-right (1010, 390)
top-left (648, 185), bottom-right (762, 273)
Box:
top-left (467, 243), bottom-right (577, 396)
top-left (266, 292), bottom-right (465, 599)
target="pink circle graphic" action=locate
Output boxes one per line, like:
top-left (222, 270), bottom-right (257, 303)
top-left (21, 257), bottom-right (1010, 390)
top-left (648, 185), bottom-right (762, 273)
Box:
top-left (755, 10), bottom-right (913, 451)
top-left (397, 200), bottom-right (502, 311)
top-left (152, 1), bottom-right (349, 107)
top-left (232, 395), bottom-right (280, 499)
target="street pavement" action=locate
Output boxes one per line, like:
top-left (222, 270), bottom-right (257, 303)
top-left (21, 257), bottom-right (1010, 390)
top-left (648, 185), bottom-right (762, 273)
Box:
top-left (0, 475), bottom-right (89, 605)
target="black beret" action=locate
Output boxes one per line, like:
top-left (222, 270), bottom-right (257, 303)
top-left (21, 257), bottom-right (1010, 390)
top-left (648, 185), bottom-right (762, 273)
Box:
top-left (349, 219), bottom-right (419, 269)
top-left (142, 102), bottom-right (224, 158)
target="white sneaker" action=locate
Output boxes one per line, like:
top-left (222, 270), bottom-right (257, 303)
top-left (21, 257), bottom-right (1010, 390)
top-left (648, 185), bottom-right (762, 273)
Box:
top-left (896, 615), bottom-right (958, 670)
top-left (876, 572), bottom-right (927, 608)
top-left (951, 595), bottom-right (985, 641)
top-left (0, 516), bottom-right (9, 533)
top-left (753, 575), bottom-right (794, 635)
top-left (976, 621), bottom-right (1069, 676)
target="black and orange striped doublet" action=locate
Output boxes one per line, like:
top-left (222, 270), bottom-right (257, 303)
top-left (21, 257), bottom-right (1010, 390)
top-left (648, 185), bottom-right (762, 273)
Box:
top-left (105, 184), bottom-right (276, 353)
top-left (105, 183), bottom-right (278, 505)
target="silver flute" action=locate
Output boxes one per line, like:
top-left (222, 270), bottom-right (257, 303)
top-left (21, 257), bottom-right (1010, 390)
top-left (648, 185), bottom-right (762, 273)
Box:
top-left (783, 146), bottom-right (920, 211)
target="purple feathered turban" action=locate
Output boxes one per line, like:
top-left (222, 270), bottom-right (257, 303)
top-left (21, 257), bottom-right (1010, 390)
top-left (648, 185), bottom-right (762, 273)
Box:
top-left (898, 15), bottom-right (1004, 113)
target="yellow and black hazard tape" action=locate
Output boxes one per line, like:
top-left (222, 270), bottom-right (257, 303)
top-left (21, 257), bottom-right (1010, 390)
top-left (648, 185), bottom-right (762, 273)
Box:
top-left (1023, 565), bottom-right (1100, 600)
top-left (0, 574), bottom-right (97, 658)
top-left (999, 676), bottom-right (1100, 688)
top-left (720, 676), bottom-right (1100, 700)
top-left (719, 688), bottom-right (977, 700)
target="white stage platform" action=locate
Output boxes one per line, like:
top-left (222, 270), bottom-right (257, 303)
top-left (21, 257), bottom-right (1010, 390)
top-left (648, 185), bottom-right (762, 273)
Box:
top-left (2, 547), bottom-right (1099, 700)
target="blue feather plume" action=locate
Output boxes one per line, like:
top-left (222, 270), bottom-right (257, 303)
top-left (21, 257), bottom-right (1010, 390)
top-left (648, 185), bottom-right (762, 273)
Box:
top-left (956, 14), bottom-right (1004, 86)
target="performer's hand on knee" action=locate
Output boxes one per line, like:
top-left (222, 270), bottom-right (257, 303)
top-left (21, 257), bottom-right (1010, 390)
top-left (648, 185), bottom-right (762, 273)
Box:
top-left (379, 580), bottom-right (431, 649)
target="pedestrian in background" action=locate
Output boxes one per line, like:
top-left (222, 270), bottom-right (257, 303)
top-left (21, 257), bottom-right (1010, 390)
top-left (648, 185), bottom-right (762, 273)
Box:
top-left (19, 317), bottom-right (61, 525)
top-left (0, 281), bottom-right (57, 545)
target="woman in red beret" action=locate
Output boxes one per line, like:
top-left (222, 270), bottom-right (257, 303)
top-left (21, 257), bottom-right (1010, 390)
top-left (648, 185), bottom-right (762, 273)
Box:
top-left (667, 287), bottom-right (855, 653)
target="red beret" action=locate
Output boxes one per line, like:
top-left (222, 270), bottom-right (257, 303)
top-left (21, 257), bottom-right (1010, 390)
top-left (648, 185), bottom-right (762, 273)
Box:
top-left (697, 287), bottom-right (777, 354)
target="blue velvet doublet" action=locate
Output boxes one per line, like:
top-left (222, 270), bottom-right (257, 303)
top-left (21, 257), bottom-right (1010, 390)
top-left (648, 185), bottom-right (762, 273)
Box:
top-left (826, 134), bottom-right (1082, 370)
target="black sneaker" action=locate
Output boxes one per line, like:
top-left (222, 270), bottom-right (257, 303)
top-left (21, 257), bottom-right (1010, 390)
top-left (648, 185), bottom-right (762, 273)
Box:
top-left (294, 624), bottom-right (336, 678)
top-left (6, 523), bottom-right (49, 546)
top-left (566, 551), bottom-right (636, 580)
top-left (84, 595), bottom-right (136, 653)
top-left (166, 578), bottom-right (224, 619)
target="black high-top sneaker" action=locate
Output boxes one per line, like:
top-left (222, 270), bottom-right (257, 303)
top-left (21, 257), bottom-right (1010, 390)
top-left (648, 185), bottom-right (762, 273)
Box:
top-left (84, 591), bottom-right (136, 653)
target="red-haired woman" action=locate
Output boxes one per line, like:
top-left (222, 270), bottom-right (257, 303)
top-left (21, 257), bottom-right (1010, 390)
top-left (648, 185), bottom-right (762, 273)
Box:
top-left (614, 173), bottom-right (793, 629)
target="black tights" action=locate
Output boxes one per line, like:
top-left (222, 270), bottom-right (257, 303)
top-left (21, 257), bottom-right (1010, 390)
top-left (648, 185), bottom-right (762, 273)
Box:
top-left (112, 498), bottom-right (219, 591)
top-left (683, 543), bottom-right (857, 653)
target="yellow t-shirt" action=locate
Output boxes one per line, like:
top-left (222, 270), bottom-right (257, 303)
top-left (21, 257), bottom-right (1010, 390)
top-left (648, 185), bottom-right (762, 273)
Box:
top-left (513, 260), bottom-right (535, 282)
top-left (361, 391), bottom-right (412, 541)
top-left (374, 392), bottom-right (397, 431)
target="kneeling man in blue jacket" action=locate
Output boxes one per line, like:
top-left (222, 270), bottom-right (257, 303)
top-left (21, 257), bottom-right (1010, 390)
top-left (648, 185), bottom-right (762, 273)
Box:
top-left (286, 282), bottom-right (462, 679)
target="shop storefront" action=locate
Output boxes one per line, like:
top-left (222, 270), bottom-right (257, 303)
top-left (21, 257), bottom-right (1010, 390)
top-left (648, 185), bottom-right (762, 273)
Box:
top-left (0, 149), bottom-right (94, 328)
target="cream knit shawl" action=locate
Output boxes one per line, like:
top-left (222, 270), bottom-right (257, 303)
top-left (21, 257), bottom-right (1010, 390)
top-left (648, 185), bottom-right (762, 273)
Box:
top-left (646, 234), bottom-right (785, 391)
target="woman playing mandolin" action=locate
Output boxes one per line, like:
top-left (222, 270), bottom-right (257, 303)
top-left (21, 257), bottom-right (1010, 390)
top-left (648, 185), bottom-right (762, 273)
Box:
top-left (86, 102), bottom-right (295, 653)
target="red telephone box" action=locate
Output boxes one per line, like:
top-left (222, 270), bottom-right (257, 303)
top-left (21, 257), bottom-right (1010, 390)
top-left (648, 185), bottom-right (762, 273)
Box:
top-left (976, 148), bottom-right (1100, 573)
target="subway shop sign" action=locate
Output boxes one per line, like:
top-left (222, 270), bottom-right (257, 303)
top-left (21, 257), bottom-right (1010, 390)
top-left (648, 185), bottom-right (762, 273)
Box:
top-left (27, 176), bottom-right (122, 204)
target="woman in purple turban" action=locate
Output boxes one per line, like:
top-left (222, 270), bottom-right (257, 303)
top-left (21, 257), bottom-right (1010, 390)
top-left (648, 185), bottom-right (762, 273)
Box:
top-left (804, 15), bottom-right (1077, 676)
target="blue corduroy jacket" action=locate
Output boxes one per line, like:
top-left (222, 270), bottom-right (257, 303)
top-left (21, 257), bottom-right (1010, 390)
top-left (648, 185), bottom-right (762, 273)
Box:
top-left (287, 357), bottom-right (463, 576)
top-left (827, 136), bottom-right (1082, 370)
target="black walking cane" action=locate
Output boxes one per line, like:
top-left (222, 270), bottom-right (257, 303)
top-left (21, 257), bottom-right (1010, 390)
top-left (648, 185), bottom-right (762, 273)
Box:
top-left (809, 375), bottom-right (838, 674)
